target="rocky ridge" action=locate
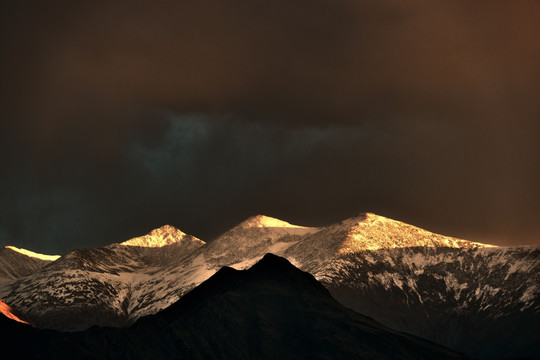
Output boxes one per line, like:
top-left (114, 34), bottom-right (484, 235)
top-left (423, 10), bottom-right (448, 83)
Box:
top-left (1, 213), bottom-right (538, 358)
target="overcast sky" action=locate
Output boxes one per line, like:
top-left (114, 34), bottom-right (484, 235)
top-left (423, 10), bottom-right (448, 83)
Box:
top-left (1, 0), bottom-right (539, 253)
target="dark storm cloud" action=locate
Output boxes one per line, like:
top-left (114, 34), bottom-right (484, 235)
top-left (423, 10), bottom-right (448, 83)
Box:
top-left (1, 0), bottom-right (539, 252)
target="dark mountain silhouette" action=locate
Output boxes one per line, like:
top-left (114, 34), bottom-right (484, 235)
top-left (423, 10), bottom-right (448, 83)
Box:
top-left (0, 254), bottom-right (469, 360)
top-left (1, 214), bottom-right (538, 358)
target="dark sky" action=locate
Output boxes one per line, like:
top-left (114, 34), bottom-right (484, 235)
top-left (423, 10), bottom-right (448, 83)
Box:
top-left (1, 0), bottom-right (539, 253)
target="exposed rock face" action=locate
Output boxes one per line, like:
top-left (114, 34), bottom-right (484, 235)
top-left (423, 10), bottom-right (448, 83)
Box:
top-left (2, 213), bottom-right (538, 358)
top-left (1, 226), bottom-right (206, 330)
top-left (0, 246), bottom-right (58, 281)
top-left (0, 255), bottom-right (469, 360)
top-left (313, 246), bottom-right (539, 359)
top-left (0, 246), bottom-right (59, 300)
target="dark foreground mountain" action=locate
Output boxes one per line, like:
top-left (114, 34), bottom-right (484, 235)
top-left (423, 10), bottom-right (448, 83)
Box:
top-left (0, 254), bottom-right (468, 360)
top-left (0, 226), bottom-right (206, 330)
top-left (2, 214), bottom-right (537, 358)
top-left (319, 246), bottom-right (540, 359)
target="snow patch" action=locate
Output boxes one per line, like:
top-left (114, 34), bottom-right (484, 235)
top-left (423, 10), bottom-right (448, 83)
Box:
top-left (238, 215), bottom-right (311, 229)
top-left (5, 246), bottom-right (60, 261)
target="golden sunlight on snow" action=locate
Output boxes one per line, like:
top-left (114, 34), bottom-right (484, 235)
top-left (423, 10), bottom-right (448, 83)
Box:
top-left (336, 213), bottom-right (497, 255)
top-left (240, 215), bottom-right (307, 229)
top-left (5, 246), bottom-right (60, 261)
top-left (120, 225), bottom-right (205, 248)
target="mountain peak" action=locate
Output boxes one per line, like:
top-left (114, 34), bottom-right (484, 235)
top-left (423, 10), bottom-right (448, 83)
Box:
top-left (253, 252), bottom-right (296, 269)
top-left (239, 215), bottom-right (305, 229)
top-left (335, 213), bottom-right (495, 253)
top-left (341, 212), bottom-right (390, 225)
top-left (120, 225), bottom-right (204, 248)
top-left (4, 246), bottom-right (60, 261)
top-left (249, 253), bottom-right (314, 279)
top-left (148, 224), bottom-right (184, 237)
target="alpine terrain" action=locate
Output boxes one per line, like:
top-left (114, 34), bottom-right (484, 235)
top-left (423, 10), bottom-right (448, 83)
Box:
top-left (0, 254), bottom-right (469, 360)
top-left (1, 213), bottom-right (538, 358)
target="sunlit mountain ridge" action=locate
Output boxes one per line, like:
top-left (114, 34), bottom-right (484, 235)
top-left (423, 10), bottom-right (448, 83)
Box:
top-left (0, 255), bottom-right (470, 360)
top-left (0, 213), bottom-right (537, 358)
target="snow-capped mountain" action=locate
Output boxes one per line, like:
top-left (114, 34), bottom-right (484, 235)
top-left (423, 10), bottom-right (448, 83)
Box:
top-left (119, 215), bottom-right (318, 321)
top-left (1, 225), bottom-right (205, 330)
top-left (0, 246), bottom-right (59, 280)
top-left (1, 213), bottom-right (538, 358)
top-left (0, 246), bottom-right (59, 296)
top-left (279, 214), bottom-right (538, 358)
top-left (0, 255), bottom-right (469, 360)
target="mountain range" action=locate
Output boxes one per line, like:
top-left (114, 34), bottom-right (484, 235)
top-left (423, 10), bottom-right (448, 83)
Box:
top-left (1, 254), bottom-right (471, 359)
top-left (1, 213), bottom-right (538, 359)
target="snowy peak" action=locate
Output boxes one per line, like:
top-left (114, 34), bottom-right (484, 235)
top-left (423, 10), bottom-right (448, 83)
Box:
top-left (119, 225), bottom-right (205, 248)
top-left (337, 213), bottom-right (494, 253)
top-left (287, 213), bottom-right (496, 262)
top-left (201, 216), bottom-right (318, 267)
top-left (219, 214), bottom-right (319, 246)
top-left (237, 215), bottom-right (306, 229)
top-left (148, 224), bottom-right (186, 238)
top-left (4, 246), bottom-right (60, 261)
top-left (0, 247), bottom-right (58, 283)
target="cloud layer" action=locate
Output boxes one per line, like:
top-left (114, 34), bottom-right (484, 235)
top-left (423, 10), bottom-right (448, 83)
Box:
top-left (1, 0), bottom-right (539, 252)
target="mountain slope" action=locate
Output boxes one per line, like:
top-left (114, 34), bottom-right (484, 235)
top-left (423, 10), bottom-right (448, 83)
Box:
top-left (313, 246), bottom-right (539, 359)
top-left (0, 246), bottom-right (59, 281)
top-left (201, 215), bottom-right (317, 265)
top-left (282, 213), bottom-right (492, 272)
top-left (0, 254), bottom-right (469, 360)
top-left (2, 213), bottom-right (537, 358)
top-left (277, 214), bottom-right (539, 358)
top-left (0, 246), bottom-right (59, 299)
top-left (2, 225), bottom-right (205, 330)
top-left (0, 299), bottom-right (31, 325)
